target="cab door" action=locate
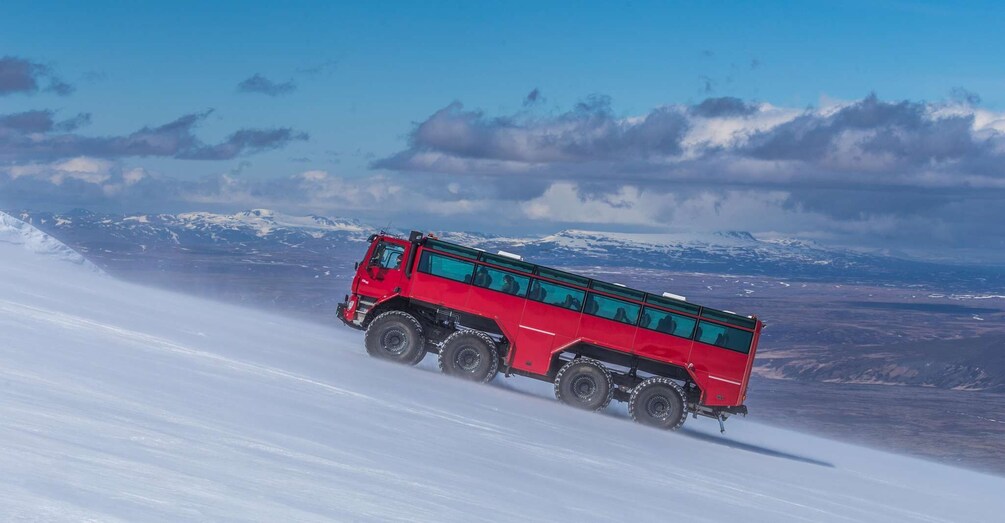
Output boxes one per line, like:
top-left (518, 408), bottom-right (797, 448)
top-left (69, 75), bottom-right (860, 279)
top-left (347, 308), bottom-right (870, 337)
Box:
top-left (358, 238), bottom-right (408, 300)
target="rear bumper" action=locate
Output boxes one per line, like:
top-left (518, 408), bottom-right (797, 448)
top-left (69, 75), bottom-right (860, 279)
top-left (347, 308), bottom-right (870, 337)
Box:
top-left (694, 403), bottom-right (748, 419)
top-left (721, 404), bottom-right (748, 417)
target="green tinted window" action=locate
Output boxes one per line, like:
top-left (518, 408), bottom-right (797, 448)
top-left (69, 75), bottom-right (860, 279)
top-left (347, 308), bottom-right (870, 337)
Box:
top-left (696, 321), bottom-right (753, 354)
top-left (376, 242), bottom-right (405, 270)
top-left (536, 267), bottom-right (590, 287)
top-left (584, 293), bottom-right (640, 325)
top-left (645, 294), bottom-right (701, 315)
top-left (418, 251), bottom-right (475, 283)
top-left (528, 279), bottom-right (585, 311)
top-left (425, 239), bottom-right (480, 260)
top-left (640, 307), bottom-right (697, 339)
top-left (700, 308), bottom-right (756, 329)
top-left (472, 265), bottom-right (530, 296)
top-left (482, 253), bottom-right (535, 274)
top-left (590, 280), bottom-right (644, 301)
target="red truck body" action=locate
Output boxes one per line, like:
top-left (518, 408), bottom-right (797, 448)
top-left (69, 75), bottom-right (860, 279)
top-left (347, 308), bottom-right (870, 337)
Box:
top-left (338, 232), bottom-right (762, 420)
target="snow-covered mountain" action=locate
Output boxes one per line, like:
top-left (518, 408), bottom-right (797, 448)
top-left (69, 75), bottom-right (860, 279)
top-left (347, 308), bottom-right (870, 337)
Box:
top-left (1, 222), bottom-right (1003, 521)
top-left (10, 208), bottom-right (1003, 292)
top-left (0, 211), bottom-right (102, 273)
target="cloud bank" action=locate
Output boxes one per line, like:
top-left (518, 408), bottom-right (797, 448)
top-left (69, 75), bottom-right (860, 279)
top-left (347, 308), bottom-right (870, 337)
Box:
top-left (0, 109), bottom-right (307, 162)
top-left (4, 92), bottom-right (1004, 258)
top-left (236, 74), bottom-right (297, 96)
top-left (0, 56), bottom-right (73, 96)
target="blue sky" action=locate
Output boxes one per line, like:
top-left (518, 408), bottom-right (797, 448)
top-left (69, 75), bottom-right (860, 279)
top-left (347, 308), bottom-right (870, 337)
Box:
top-left (2, 1), bottom-right (1005, 259)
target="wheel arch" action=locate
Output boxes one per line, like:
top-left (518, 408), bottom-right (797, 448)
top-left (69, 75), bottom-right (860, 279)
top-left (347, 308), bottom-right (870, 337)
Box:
top-left (548, 342), bottom-right (701, 401)
top-left (361, 296), bottom-right (413, 329)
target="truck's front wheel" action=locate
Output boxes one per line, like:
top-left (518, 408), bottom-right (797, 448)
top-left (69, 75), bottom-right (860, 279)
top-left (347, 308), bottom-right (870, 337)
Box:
top-left (364, 311), bottom-right (426, 365)
top-left (437, 331), bottom-right (499, 383)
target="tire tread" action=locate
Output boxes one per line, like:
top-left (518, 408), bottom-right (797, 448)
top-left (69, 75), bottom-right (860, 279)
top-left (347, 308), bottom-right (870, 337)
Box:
top-left (553, 358), bottom-right (614, 411)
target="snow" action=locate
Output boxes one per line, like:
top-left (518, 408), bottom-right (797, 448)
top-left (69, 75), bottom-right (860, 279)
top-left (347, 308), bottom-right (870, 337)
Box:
top-left (1, 241), bottom-right (1003, 521)
top-left (174, 209), bottom-right (367, 236)
top-left (0, 211), bottom-right (102, 273)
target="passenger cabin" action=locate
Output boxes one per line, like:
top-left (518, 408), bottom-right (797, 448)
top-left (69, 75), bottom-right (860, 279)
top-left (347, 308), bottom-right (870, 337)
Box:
top-left (403, 238), bottom-right (760, 407)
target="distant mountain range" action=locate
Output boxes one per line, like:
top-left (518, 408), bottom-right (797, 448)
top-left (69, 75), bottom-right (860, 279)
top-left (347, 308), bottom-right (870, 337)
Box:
top-left (6, 208), bottom-right (1003, 394)
top-left (8, 208), bottom-right (1002, 293)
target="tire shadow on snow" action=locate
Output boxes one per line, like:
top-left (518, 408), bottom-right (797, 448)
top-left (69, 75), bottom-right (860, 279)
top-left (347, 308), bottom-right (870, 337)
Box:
top-left (418, 362), bottom-right (833, 468)
top-left (678, 428), bottom-right (836, 468)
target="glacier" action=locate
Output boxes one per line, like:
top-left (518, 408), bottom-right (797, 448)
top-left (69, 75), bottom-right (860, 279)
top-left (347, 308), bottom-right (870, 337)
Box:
top-left (0, 218), bottom-right (1003, 521)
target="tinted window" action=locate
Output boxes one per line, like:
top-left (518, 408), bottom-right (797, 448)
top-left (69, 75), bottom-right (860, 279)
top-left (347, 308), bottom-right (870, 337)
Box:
top-left (640, 307), bottom-right (697, 339)
top-left (700, 308), bottom-right (756, 329)
top-left (645, 294), bottom-right (701, 315)
top-left (590, 281), bottom-right (644, 301)
top-left (482, 253), bottom-right (535, 274)
top-left (418, 251), bottom-right (475, 283)
top-left (528, 279), bottom-right (585, 311)
top-left (536, 267), bottom-right (590, 287)
top-left (376, 242), bottom-right (405, 269)
top-left (584, 293), bottom-right (639, 325)
top-left (425, 239), bottom-right (480, 260)
top-left (695, 320), bottom-right (753, 354)
top-left (472, 265), bottom-right (530, 296)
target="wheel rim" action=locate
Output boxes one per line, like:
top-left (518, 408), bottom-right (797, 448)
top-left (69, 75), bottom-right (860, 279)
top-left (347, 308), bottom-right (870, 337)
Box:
top-left (645, 394), bottom-right (673, 420)
top-left (380, 327), bottom-right (408, 355)
top-left (571, 375), bottom-right (598, 401)
top-left (454, 345), bottom-right (482, 372)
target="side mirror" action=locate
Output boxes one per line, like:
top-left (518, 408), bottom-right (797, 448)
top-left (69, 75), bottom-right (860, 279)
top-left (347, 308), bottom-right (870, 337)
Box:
top-left (354, 261), bottom-right (359, 270)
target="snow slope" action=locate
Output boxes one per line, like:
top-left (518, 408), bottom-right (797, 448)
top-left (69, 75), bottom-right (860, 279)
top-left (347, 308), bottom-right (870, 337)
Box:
top-left (0, 211), bottom-right (101, 272)
top-left (0, 243), bottom-right (1003, 522)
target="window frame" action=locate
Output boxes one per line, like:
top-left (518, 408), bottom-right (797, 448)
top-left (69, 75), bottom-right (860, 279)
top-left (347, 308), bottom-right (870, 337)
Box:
top-left (527, 278), bottom-right (586, 312)
top-left (590, 280), bottom-right (645, 301)
top-left (695, 320), bottom-right (754, 354)
top-left (583, 292), bottom-right (641, 325)
top-left (535, 266), bottom-right (590, 287)
top-left (700, 308), bottom-right (757, 330)
top-left (644, 293), bottom-right (701, 316)
top-left (471, 264), bottom-right (531, 297)
top-left (639, 306), bottom-right (697, 339)
top-left (417, 250), bottom-right (477, 284)
top-left (425, 239), bottom-right (481, 261)
top-left (375, 242), bottom-right (405, 270)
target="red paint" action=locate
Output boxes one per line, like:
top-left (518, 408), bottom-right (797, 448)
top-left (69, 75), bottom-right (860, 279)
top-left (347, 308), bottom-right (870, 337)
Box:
top-left (341, 234), bottom-right (762, 408)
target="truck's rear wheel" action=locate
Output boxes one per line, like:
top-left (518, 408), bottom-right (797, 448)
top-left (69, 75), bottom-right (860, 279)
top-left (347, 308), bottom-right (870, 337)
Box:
top-left (554, 358), bottom-right (613, 411)
top-left (437, 331), bottom-right (498, 383)
top-left (364, 311), bottom-right (426, 365)
top-left (629, 377), bottom-right (687, 430)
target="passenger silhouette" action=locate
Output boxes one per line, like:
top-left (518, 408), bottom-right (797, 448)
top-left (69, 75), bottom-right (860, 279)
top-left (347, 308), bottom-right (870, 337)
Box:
top-left (502, 274), bottom-right (518, 294)
top-left (639, 312), bottom-right (652, 328)
top-left (471, 267), bottom-right (488, 287)
top-left (656, 315), bottom-right (675, 334)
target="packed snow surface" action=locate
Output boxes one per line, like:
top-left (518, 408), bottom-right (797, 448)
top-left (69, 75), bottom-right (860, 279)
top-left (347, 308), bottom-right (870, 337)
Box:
top-left (1, 242), bottom-right (1003, 521)
top-left (0, 211), bottom-right (101, 272)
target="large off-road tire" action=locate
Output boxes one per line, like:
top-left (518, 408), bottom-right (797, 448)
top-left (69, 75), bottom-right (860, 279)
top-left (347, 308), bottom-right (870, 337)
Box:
top-left (364, 311), bottom-right (426, 365)
top-left (554, 358), bottom-right (614, 411)
top-left (629, 377), bottom-right (688, 430)
top-left (437, 330), bottom-right (499, 383)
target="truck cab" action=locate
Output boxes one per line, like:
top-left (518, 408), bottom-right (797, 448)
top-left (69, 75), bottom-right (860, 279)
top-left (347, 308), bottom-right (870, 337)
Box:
top-left (339, 234), bottom-right (412, 327)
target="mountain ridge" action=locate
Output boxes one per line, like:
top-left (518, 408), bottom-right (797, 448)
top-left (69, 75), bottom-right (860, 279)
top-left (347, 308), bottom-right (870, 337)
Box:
top-left (8, 208), bottom-right (1003, 292)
